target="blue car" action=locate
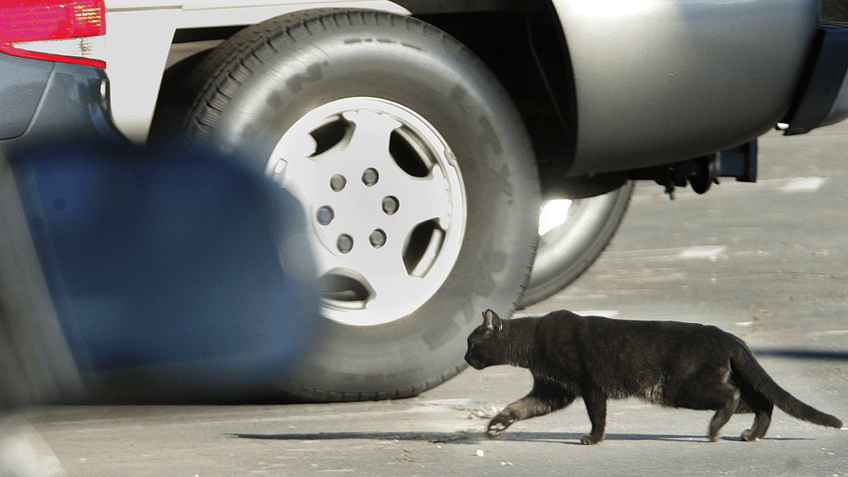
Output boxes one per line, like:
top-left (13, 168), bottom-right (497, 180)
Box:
top-left (0, 1), bottom-right (316, 405)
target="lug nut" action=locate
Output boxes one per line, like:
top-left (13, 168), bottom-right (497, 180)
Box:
top-left (330, 174), bottom-right (346, 192)
top-left (317, 206), bottom-right (334, 226)
top-left (362, 168), bottom-right (379, 187)
top-left (337, 234), bottom-right (354, 254)
top-left (382, 196), bottom-right (399, 215)
top-left (369, 229), bottom-right (387, 248)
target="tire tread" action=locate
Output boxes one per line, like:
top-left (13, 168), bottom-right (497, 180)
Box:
top-left (170, 9), bottom-right (476, 145)
top-left (279, 363), bottom-right (467, 402)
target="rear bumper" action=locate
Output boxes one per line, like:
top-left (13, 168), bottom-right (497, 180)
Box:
top-left (0, 54), bottom-right (128, 159)
top-left (783, 23), bottom-right (848, 135)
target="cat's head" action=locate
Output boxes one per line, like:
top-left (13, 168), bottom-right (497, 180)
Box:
top-left (464, 309), bottom-right (509, 370)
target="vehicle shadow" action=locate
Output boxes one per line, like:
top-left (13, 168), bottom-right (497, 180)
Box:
top-left (232, 431), bottom-right (808, 445)
top-left (753, 349), bottom-right (848, 361)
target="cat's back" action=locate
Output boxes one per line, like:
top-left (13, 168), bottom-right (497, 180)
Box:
top-left (536, 310), bottom-right (738, 357)
top-left (535, 311), bottom-right (742, 392)
top-left (535, 309), bottom-right (587, 337)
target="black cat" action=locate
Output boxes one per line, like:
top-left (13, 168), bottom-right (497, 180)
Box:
top-left (465, 309), bottom-right (844, 444)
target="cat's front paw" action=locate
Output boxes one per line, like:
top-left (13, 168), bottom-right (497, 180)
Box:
top-left (580, 433), bottom-right (603, 445)
top-left (486, 415), bottom-right (514, 438)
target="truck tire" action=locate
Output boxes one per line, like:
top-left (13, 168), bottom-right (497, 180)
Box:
top-left (163, 9), bottom-right (539, 401)
top-left (521, 181), bottom-right (633, 308)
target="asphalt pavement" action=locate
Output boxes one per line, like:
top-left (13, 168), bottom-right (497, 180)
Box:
top-left (14, 121), bottom-right (848, 476)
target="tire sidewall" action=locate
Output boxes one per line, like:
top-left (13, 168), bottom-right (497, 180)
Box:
top-left (192, 15), bottom-right (539, 397)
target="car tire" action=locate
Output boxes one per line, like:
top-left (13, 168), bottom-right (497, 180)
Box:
top-left (162, 9), bottom-right (539, 401)
top-left (520, 181), bottom-right (633, 308)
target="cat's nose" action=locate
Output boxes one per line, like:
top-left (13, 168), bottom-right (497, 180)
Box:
top-left (464, 350), bottom-right (483, 369)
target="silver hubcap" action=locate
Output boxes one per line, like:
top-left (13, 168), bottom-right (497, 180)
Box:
top-left (266, 98), bottom-right (466, 326)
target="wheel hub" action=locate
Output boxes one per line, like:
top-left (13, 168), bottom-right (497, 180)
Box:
top-left (266, 98), bottom-right (466, 326)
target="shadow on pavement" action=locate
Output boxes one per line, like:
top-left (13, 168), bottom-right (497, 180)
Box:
top-left (753, 349), bottom-right (848, 361)
top-left (232, 431), bottom-right (808, 445)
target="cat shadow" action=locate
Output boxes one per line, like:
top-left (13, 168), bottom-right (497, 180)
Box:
top-left (231, 431), bottom-right (808, 445)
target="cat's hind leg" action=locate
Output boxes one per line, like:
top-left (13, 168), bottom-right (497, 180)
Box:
top-left (669, 363), bottom-right (741, 442)
top-left (738, 391), bottom-right (773, 441)
top-left (708, 388), bottom-right (741, 442)
top-left (487, 376), bottom-right (575, 438)
top-left (732, 377), bottom-right (774, 441)
top-left (741, 403), bottom-right (773, 442)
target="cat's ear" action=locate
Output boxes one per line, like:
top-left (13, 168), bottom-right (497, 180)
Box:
top-left (483, 309), bottom-right (503, 332)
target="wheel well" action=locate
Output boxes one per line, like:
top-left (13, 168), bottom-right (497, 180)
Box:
top-left (416, 6), bottom-right (577, 174)
top-left (151, 3), bottom-right (578, 175)
top-left (150, 25), bottom-right (258, 140)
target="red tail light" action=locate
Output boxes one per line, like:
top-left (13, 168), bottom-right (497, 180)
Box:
top-left (0, 0), bottom-right (106, 68)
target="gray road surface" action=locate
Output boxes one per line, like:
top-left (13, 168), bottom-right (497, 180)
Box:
top-left (17, 122), bottom-right (848, 476)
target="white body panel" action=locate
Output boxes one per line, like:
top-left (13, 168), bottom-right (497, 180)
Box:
top-left (103, 1), bottom-right (409, 143)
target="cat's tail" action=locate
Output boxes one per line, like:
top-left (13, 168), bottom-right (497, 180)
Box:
top-left (730, 340), bottom-right (843, 428)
